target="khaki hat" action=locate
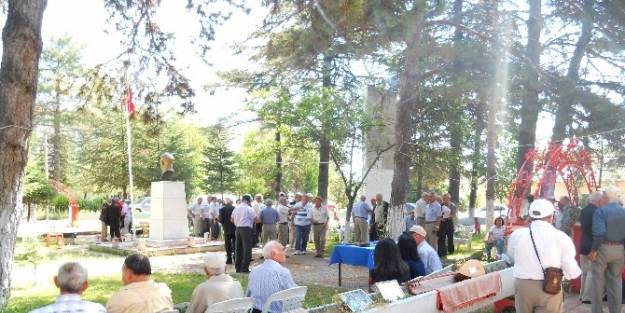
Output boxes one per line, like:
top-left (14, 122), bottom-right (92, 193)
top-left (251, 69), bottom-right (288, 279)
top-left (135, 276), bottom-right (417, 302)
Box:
top-left (408, 225), bottom-right (427, 237)
top-left (455, 259), bottom-right (485, 281)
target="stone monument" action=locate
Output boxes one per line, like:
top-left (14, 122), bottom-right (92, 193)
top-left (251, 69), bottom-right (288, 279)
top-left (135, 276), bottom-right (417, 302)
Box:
top-left (149, 152), bottom-right (188, 242)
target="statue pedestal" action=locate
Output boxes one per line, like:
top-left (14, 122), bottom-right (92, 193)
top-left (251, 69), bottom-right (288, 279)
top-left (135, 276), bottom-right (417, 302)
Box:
top-left (149, 181), bottom-right (188, 241)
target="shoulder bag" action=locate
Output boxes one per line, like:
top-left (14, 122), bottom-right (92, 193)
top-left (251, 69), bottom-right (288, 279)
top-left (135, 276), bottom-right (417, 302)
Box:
top-left (529, 224), bottom-right (564, 295)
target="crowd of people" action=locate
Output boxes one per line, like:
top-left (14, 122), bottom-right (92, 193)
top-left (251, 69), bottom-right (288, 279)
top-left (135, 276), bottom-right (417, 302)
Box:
top-left (29, 241), bottom-right (300, 313)
top-left (99, 197), bottom-right (133, 241)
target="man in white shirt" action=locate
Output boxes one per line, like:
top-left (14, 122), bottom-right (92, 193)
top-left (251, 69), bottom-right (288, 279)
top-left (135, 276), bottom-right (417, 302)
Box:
top-left (251, 194), bottom-right (265, 247)
top-left (414, 192), bottom-right (428, 226)
top-left (277, 196), bottom-right (291, 246)
top-left (507, 199), bottom-right (581, 313)
top-left (293, 193), bottom-right (313, 255)
top-left (186, 252), bottom-right (243, 313)
top-left (311, 195), bottom-right (330, 257)
top-left (29, 262), bottom-right (105, 313)
top-left (408, 225), bottom-right (442, 275)
top-left (191, 197), bottom-right (204, 236)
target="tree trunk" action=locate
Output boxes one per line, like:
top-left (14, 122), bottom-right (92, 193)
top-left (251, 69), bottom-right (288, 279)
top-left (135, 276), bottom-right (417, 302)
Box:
top-left (317, 55), bottom-right (333, 201)
top-left (517, 0), bottom-right (542, 173)
top-left (389, 9), bottom-right (425, 241)
top-left (0, 0), bottom-right (46, 309)
top-left (51, 93), bottom-right (62, 182)
top-left (345, 193), bottom-right (355, 223)
top-left (485, 0), bottom-right (505, 231)
top-left (274, 129), bottom-right (282, 197)
top-left (415, 162), bottom-right (423, 198)
top-left (468, 105), bottom-right (485, 217)
top-left (447, 0), bottom-right (463, 204)
top-left (551, 0), bottom-right (594, 142)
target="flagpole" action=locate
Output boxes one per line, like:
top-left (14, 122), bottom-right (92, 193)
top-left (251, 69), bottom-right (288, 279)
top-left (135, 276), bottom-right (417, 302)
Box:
top-left (123, 61), bottom-right (134, 205)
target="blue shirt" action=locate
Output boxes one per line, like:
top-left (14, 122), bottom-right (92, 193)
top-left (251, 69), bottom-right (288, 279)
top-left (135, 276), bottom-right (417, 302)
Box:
top-left (247, 259), bottom-right (297, 312)
top-left (352, 201), bottom-right (371, 219)
top-left (405, 259), bottom-right (426, 279)
top-left (405, 215), bottom-right (416, 232)
top-left (417, 240), bottom-right (442, 274)
top-left (592, 202), bottom-right (625, 250)
top-left (260, 206), bottom-right (280, 224)
top-left (425, 201), bottom-right (442, 222)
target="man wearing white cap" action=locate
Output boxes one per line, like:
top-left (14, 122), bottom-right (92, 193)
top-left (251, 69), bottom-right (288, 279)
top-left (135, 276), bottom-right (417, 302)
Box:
top-left (408, 225), bottom-right (442, 275)
top-left (187, 252), bottom-right (243, 313)
top-left (507, 199), bottom-right (581, 313)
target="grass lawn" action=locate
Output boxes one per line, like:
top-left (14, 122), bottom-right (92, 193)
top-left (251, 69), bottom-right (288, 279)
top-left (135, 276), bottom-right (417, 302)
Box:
top-left (4, 272), bottom-right (339, 313)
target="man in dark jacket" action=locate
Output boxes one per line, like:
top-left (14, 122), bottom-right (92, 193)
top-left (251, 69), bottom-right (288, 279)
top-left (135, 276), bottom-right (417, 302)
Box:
top-left (106, 197), bottom-right (121, 240)
top-left (579, 191), bottom-right (604, 303)
top-left (99, 199), bottom-right (110, 241)
top-left (219, 198), bottom-right (236, 264)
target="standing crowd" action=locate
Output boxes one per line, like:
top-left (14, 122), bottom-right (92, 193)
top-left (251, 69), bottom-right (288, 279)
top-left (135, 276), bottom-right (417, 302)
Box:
top-left (189, 192), bottom-right (332, 273)
top-left (99, 197), bottom-right (133, 241)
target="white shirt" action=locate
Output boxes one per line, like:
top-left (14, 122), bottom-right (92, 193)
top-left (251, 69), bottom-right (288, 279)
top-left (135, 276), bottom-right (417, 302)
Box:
top-left (191, 203), bottom-right (203, 216)
top-left (29, 294), bottom-right (106, 313)
top-left (251, 201), bottom-right (265, 216)
top-left (277, 204), bottom-right (290, 224)
top-left (415, 198), bottom-right (427, 218)
top-left (441, 205), bottom-right (451, 219)
top-left (311, 205), bottom-right (329, 224)
top-left (507, 220), bottom-right (581, 280)
top-left (201, 203), bottom-right (211, 219)
top-left (209, 202), bottom-right (221, 219)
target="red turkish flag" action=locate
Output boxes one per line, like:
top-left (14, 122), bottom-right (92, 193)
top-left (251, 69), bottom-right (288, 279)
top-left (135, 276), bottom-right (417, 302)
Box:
top-left (125, 88), bottom-right (136, 118)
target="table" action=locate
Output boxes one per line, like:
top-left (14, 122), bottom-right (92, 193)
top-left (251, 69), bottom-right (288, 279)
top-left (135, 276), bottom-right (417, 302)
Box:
top-left (328, 242), bottom-right (377, 286)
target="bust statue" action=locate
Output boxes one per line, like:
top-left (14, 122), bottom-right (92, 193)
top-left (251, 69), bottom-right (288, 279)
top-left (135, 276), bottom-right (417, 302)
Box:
top-left (159, 152), bottom-right (176, 181)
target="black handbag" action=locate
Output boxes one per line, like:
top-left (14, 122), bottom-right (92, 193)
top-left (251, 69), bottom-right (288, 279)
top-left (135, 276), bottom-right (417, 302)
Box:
top-left (529, 224), bottom-right (564, 295)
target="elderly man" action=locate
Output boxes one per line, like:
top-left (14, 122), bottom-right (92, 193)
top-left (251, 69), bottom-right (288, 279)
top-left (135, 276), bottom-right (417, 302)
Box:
top-left (247, 241), bottom-right (297, 313)
top-left (415, 192), bottom-right (428, 226)
top-left (187, 252), bottom-right (244, 313)
top-left (293, 193), bottom-right (313, 255)
top-left (579, 191), bottom-right (604, 304)
top-left (106, 254), bottom-right (173, 313)
top-left (191, 197), bottom-right (204, 237)
top-left (408, 225), bottom-right (442, 275)
top-left (201, 196), bottom-right (212, 237)
top-left (590, 187), bottom-right (625, 313)
top-left (209, 196), bottom-right (222, 240)
top-left (556, 196), bottom-right (574, 236)
top-left (352, 195), bottom-right (372, 245)
top-left (507, 199), bottom-right (581, 313)
top-left (219, 198), bottom-right (236, 264)
top-left (424, 193), bottom-right (442, 252)
top-left (232, 194), bottom-right (257, 273)
top-left (289, 193), bottom-right (302, 247)
top-left (29, 262), bottom-right (105, 313)
top-left (441, 194), bottom-right (457, 255)
top-left (311, 195), bottom-right (330, 257)
top-left (260, 199), bottom-right (279, 245)
top-left (252, 194), bottom-right (265, 247)
top-left (373, 193), bottom-right (389, 236)
top-left (277, 196), bottom-right (291, 246)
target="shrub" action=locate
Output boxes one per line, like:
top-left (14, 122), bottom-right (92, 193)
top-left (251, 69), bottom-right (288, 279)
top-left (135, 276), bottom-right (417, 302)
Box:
top-left (78, 198), bottom-right (105, 212)
top-left (51, 194), bottom-right (69, 212)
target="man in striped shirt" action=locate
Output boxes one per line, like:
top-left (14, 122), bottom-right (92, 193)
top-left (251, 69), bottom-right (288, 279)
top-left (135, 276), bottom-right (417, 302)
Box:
top-left (247, 241), bottom-right (297, 313)
top-left (293, 193), bottom-right (313, 255)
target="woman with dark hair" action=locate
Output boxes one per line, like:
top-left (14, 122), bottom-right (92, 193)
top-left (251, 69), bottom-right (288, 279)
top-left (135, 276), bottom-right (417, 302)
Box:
top-left (484, 216), bottom-right (506, 260)
top-left (369, 238), bottom-right (410, 288)
top-left (397, 233), bottom-right (426, 278)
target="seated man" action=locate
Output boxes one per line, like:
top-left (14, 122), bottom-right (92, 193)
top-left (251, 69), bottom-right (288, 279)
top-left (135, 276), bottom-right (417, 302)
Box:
top-left (187, 252), bottom-right (244, 313)
top-left (106, 253), bottom-right (173, 313)
top-left (408, 225), bottom-right (443, 275)
top-left (29, 262), bottom-right (105, 313)
top-left (247, 240), bottom-right (297, 313)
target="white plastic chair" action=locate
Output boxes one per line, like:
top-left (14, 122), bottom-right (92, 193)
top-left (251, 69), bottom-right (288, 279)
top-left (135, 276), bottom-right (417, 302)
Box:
top-left (161, 310), bottom-right (179, 313)
top-left (261, 286), bottom-right (308, 313)
top-left (206, 297), bottom-right (255, 313)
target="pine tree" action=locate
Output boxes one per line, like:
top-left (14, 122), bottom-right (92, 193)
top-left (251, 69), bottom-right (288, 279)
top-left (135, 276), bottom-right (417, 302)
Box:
top-left (202, 127), bottom-right (238, 199)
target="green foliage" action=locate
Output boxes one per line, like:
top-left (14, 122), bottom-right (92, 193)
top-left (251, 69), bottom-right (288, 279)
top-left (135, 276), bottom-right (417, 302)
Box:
top-left (51, 194), bottom-right (69, 212)
top-left (22, 163), bottom-right (56, 206)
top-left (202, 126), bottom-right (238, 197)
top-left (77, 198), bottom-right (105, 213)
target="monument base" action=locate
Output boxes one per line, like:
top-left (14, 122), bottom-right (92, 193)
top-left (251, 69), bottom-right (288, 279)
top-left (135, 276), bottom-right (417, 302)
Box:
top-left (150, 181), bottom-right (188, 241)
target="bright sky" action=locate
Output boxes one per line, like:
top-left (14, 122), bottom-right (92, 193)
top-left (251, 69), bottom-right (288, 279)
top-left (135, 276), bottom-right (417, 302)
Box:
top-left (41, 0), bottom-right (266, 148)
